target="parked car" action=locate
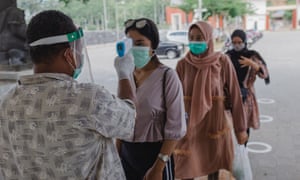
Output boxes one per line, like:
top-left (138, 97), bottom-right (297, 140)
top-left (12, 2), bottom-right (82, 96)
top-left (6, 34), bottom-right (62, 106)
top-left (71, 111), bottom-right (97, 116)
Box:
top-left (246, 29), bottom-right (263, 40)
top-left (166, 30), bottom-right (188, 45)
top-left (156, 41), bottom-right (184, 59)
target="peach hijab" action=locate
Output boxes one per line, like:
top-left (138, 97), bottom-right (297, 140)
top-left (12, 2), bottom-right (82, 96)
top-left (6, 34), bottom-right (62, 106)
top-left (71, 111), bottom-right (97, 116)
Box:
top-left (184, 21), bottom-right (223, 124)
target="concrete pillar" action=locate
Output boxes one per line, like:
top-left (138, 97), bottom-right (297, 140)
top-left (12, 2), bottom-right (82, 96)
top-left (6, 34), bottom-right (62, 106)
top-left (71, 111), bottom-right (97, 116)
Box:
top-left (266, 14), bottom-right (270, 30)
top-left (292, 9), bottom-right (297, 29)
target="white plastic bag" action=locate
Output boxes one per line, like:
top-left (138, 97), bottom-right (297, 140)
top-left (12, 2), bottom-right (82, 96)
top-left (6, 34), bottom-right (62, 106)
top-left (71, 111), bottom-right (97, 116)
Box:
top-left (233, 144), bottom-right (253, 180)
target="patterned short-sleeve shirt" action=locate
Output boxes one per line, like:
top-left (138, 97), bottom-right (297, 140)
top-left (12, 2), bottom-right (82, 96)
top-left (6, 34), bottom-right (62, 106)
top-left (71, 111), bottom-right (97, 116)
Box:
top-left (0, 73), bottom-right (135, 180)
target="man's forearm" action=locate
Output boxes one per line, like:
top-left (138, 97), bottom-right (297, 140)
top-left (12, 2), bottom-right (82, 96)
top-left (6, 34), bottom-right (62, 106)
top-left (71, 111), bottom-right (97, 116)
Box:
top-left (118, 79), bottom-right (136, 104)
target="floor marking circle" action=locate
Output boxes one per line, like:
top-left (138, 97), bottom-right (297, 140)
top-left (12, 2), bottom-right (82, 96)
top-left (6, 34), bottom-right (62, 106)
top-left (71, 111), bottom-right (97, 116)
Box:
top-left (257, 98), bottom-right (275, 104)
top-left (247, 142), bottom-right (272, 153)
top-left (260, 115), bottom-right (273, 123)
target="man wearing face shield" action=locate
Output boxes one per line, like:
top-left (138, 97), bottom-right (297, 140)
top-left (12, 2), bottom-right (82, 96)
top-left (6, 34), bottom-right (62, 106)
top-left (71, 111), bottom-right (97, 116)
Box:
top-left (226, 29), bottom-right (270, 145)
top-left (0, 10), bottom-right (136, 180)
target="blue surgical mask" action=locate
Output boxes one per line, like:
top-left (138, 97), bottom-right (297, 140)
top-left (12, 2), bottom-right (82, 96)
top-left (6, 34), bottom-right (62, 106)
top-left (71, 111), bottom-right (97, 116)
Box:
top-left (72, 53), bottom-right (84, 79)
top-left (131, 46), bottom-right (152, 69)
top-left (73, 67), bottom-right (82, 79)
top-left (189, 41), bottom-right (207, 55)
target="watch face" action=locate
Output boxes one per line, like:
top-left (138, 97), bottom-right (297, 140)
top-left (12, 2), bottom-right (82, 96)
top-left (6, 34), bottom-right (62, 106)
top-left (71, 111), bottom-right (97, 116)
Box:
top-left (158, 153), bottom-right (169, 162)
top-left (162, 156), bottom-right (168, 161)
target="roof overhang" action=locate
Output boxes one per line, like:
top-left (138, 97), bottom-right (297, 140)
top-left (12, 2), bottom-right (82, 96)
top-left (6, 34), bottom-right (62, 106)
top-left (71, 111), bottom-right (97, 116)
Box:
top-left (266, 5), bottom-right (296, 11)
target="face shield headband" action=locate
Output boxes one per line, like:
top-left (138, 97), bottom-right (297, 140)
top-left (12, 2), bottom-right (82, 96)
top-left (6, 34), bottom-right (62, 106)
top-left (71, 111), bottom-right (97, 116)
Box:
top-left (29, 28), bottom-right (84, 46)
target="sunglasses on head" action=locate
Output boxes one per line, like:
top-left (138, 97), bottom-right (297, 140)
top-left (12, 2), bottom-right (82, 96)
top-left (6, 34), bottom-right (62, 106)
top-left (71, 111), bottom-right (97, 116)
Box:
top-left (124, 19), bottom-right (148, 29)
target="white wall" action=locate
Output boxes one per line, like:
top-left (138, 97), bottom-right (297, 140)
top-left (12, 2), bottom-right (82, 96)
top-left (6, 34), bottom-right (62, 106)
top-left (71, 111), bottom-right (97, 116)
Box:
top-left (246, 15), bottom-right (266, 30)
top-left (246, 0), bottom-right (267, 30)
top-left (251, 0), bottom-right (267, 15)
top-left (171, 13), bottom-right (183, 30)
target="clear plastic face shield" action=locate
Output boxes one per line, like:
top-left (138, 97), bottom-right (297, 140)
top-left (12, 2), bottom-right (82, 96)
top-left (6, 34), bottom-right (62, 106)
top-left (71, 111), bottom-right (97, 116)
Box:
top-left (29, 28), bottom-right (94, 83)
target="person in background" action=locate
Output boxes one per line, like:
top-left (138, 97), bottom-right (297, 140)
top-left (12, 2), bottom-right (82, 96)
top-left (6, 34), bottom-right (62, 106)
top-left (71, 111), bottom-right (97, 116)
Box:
top-left (116, 18), bottom-right (186, 180)
top-left (0, 10), bottom-right (136, 180)
top-left (226, 29), bottom-right (270, 144)
top-left (174, 21), bottom-right (248, 180)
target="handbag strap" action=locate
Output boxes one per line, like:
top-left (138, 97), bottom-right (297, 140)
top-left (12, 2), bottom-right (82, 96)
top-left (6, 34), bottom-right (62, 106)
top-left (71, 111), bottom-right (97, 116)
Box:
top-left (162, 67), bottom-right (170, 111)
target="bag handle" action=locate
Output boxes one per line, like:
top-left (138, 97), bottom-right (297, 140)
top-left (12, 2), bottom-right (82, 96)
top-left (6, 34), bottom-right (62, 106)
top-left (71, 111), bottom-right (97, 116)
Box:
top-left (162, 68), bottom-right (170, 113)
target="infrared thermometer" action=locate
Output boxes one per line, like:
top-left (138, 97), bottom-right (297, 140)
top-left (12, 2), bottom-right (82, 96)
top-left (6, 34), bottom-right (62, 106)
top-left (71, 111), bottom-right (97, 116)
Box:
top-left (116, 38), bottom-right (133, 57)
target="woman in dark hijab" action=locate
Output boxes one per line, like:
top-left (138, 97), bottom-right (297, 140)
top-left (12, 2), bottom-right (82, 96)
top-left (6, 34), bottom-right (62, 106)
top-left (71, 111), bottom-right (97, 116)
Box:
top-left (226, 29), bottom-right (270, 144)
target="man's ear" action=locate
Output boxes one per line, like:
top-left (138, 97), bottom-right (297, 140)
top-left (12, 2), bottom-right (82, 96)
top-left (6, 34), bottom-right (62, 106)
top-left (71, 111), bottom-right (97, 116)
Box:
top-left (64, 48), bottom-right (73, 60)
top-left (63, 48), bottom-right (76, 68)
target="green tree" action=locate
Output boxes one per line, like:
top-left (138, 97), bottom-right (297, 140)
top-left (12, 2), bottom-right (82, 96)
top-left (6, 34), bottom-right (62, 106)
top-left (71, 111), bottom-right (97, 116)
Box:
top-left (284, 10), bottom-right (293, 21)
top-left (175, 0), bottom-right (197, 26)
top-left (173, 0), bottom-right (253, 22)
top-left (59, 0), bottom-right (89, 4)
top-left (203, 0), bottom-right (253, 18)
top-left (18, 0), bottom-right (61, 22)
top-left (18, 0), bottom-right (171, 30)
top-left (119, 0), bottom-right (169, 24)
top-left (59, 0), bottom-right (111, 30)
top-left (58, 0), bottom-right (170, 26)
top-left (18, 0), bottom-right (112, 30)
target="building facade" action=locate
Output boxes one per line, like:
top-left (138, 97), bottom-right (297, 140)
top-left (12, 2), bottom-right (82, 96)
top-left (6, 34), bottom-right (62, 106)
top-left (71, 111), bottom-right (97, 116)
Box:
top-left (245, 0), bottom-right (267, 30)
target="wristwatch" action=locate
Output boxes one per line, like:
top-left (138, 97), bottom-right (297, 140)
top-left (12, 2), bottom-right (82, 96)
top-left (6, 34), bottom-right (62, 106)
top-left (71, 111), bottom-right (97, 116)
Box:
top-left (158, 153), bottom-right (169, 163)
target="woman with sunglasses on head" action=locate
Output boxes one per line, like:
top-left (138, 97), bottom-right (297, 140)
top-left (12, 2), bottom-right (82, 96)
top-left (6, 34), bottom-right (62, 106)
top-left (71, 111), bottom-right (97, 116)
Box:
top-left (174, 21), bottom-right (248, 180)
top-left (116, 18), bottom-right (186, 180)
top-left (225, 29), bottom-right (270, 145)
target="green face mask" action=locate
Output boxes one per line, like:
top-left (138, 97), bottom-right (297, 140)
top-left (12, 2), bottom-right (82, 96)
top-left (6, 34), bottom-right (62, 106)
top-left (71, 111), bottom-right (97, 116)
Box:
top-left (73, 54), bottom-right (84, 79)
top-left (189, 41), bottom-right (207, 55)
top-left (131, 46), bottom-right (152, 69)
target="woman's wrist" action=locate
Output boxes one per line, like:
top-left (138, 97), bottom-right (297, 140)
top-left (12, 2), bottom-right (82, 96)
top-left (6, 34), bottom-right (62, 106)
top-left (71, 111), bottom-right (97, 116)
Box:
top-left (153, 159), bottom-right (166, 172)
top-left (236, 131), bottom-right (248, 144)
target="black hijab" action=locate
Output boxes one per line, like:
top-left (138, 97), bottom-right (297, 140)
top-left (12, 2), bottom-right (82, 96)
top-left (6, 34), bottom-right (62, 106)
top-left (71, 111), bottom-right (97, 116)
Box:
top-left (226, 29), bottom-right (270, 86)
